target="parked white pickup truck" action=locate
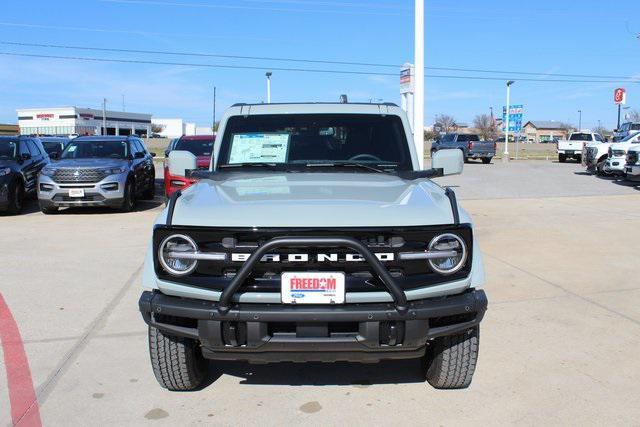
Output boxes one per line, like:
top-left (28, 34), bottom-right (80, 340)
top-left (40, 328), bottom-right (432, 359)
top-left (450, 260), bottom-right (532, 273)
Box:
top-left (625, 145), bottom-right (640, 181)
top-left (602, 133), bottom-right (640, 175)
top-left (557, 132), bottom-right (604, 163)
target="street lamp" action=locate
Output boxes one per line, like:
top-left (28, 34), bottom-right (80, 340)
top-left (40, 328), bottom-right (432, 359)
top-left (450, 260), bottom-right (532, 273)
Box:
top-left (578, 110), bottom-right (582, 131)
top-left (265, 71), bottom-right (272, 103)
top-left (503, 80), bottom-right (515, 163)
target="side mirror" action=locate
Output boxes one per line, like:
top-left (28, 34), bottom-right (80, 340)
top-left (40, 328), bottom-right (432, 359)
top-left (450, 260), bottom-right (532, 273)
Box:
top-left (20, 153), bottom-right (31, 161)
top-left (431, 149), bottom-right (464, 176)
top-left (168, 150), bottom-right (197, 177)
top-left (164, 150), bottom-right (170, 157)
top-left (134, 151), bottom-right (145, 159)
top-left (150, 152), bottom-right (157, 158)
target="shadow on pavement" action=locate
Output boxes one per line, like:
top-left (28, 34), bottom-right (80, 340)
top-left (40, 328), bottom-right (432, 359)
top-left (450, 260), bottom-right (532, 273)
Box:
top-left (202, 358), bottom-right (426, 387)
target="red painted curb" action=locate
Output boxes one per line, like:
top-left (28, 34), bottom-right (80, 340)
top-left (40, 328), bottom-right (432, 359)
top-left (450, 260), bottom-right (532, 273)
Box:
top-left (0, 294), bottom-right (42, 427)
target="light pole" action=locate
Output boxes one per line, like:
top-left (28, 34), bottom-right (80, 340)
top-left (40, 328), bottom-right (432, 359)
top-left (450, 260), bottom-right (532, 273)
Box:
top-left (503, 81), bottom-right (515, 163)
top-left (578, 110), bottom-right (582, 131)
top-left (102, 98), bottom-right (107, 136)
top-left (414, 0), bottom-right (424, 169)
top-left (265, 71), bottom-right (272, 103)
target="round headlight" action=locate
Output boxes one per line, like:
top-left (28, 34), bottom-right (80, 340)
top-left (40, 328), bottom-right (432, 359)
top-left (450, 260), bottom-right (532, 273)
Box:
top-left (427, 233), bottom-right (467, 275)
top-left (158, 234), bottom-right (198, 276)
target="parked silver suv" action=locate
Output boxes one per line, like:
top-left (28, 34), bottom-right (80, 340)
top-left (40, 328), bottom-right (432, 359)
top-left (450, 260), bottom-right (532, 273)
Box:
top-left (38, 136), bottom-right (156, 213)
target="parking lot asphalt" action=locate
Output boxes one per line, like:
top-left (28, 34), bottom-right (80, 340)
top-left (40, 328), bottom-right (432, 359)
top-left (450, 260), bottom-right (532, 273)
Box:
top-left (1, 160), bottom-right (639, 426)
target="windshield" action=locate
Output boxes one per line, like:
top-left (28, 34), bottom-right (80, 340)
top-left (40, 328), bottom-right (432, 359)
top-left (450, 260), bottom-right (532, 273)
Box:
top-left (569, 133), bottom-right (593, 141)
top-left (218, 114), bottom-right (412, 170)
top-left (457, 134), bottom-right (480, 142)
top-left (60, 139), bottom-right (129, 159)
top-left (631, 124), bottom-right (640, 131)
top-left (0, 139), bottom-right (18, 160)
top-left (175, 138), bottom-right (214, 157)
top-left (41, 139), bottom-right (67, 155)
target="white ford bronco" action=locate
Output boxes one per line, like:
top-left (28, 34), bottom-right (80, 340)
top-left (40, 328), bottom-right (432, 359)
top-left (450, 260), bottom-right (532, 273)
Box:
top-left (139, 103), bottom-right (488, 390)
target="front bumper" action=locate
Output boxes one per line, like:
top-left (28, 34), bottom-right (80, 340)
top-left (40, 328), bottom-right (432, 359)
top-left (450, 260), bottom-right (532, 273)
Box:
top-left (38, 173), bottom-right (128, 208)
top-left (625, 164), bottom-right (640, 181)
top-left (603, 158), bottom-right (626, 175)
top-left (139, 289), bottom-right (488, 363)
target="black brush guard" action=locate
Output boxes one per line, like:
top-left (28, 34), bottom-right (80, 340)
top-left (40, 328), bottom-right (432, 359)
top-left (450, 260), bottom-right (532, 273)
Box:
top-left (217, 236), bottom-right (409, 314)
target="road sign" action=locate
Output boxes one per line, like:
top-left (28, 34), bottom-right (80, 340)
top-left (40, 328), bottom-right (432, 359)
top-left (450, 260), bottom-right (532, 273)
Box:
top-left (400, 63), bottom-right (414, 94)
top-left (502, 105), bottom-right (524, 133)
top-left (614, 88), bottom-right (626, 105)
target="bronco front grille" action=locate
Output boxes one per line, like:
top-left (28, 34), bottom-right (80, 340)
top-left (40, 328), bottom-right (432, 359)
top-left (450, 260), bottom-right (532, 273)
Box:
top-left (153, 225), bottom-right (473, 293)
top-left (611, 149), bottom-right (626, 158)
top-left (52, 168), bottom-right (108, 183)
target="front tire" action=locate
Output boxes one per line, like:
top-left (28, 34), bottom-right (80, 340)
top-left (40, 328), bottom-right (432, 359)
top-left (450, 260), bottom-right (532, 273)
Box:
top-left (141, 179), bottom-right (155, 200)
top-left (425, 327), bottom-right (479, 389)
top-left (6, 179), bottom-right (24, 214)
top-left (481, 157), bottom-right (492, 164)
top-left (148, 326), bottom-right (207, 391)
top-left (559, 154), bottom-right (566, 163)
top-left (119, 179), bottom-right (136, 212)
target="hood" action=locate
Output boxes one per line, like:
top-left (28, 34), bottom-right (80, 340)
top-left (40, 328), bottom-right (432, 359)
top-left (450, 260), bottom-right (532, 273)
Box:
top-left (169, 172), bottom-right (457, 227)
top-left (50, 158), bottom-right (129, 169)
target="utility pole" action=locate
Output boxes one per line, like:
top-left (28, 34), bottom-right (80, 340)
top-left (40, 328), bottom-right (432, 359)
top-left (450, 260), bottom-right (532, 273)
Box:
top-left (414, 0), bottom-right (425, 168)
top-left (503, 81), bottom-right (515, 163)
top-left (213, 86), bottom-right (217, 133)
top-left (265, 71), bottom-right (272, 103)
top-left (617, 104), bottom-right (621, 129)
top-left (578, 110), bottom-right (582, 131)
top-left (102, 98), bottom-right (107, 136)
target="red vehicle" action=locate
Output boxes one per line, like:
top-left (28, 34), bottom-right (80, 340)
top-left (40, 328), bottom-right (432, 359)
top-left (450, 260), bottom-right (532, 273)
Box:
top-left (163, 135), bottom-right (214, 198)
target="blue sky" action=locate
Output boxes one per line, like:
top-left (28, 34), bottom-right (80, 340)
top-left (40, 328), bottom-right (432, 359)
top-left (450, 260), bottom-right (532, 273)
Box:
top-left (0, 0), bottom-right (639, 129)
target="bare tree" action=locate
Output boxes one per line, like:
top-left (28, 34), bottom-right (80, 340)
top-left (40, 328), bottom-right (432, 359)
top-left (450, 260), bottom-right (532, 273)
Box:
top-left (558, 122), bottom-right (575, 137)
top-left (593, 125), bottom-right (609, 137)
top-left (473, 114), bottom-right (499, 140)
top-left (434, 114), bottom-right (457, 133)
top-left (151, 124), bottom-right (165, 134)
top-left (424, 129), bottom-right (439, 141)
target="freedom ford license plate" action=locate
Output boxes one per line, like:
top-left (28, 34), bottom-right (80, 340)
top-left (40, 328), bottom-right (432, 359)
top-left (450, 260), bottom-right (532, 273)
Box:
top-left (68, 188), bottom-right (85, 197)
top-left (281, 272), bottom-right (345, 304)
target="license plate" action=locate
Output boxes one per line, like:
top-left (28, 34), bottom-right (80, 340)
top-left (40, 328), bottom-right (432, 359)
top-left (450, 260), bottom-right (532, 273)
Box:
top-left (68, 188), bottom-right (85, 197)
top-left (566, 151), bottom-right (574, 155)
top-left (281, 272), bottom-right (345, 304)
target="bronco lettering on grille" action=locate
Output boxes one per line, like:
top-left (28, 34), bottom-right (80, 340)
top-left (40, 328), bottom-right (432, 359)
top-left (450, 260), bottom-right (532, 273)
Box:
top-left (230, 253), bottom-right (394, 262)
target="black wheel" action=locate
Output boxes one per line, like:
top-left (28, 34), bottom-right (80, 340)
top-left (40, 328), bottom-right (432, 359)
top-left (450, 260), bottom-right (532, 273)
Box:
top-left (6, 179), bottom-right (24, 214)
top-left (424, 327), bottom-right (479, 389)
top-left (575, 155), bottom-right (582, 163)
top-left (39, 203), bottom-right (59, 215)
top-left (119, 179), bottom-right (136, 212)
top-left (559, 154), bottom-right (566, 163)
top-left (141, 180), bottom-right (155, 200)
top-left (481, 157), bottom-right (492, 164)
top-left (148, 326), bottom-right (207, 391)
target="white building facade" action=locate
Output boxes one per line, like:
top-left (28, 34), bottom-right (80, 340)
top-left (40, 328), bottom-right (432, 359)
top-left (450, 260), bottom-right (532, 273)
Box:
top-left (151, 118), bottom-right (197, 139)
top-left (17, 107), bottom-right (152, 137)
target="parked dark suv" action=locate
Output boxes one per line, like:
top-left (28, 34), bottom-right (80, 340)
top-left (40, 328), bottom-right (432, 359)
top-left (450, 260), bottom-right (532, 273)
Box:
top-left (0, 136), bottom-right (50, 214)
top-left (39, 136), bottom-right (70, 159)
top-left (38, 136), bottom-right (156, 213)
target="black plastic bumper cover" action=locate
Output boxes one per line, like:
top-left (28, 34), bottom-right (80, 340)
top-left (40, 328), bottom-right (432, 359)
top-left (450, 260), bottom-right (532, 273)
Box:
top-left (139, 289), bottom-right (487, 363)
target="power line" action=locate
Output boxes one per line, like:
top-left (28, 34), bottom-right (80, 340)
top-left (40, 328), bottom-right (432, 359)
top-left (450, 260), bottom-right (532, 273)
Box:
top-left (1, 51), bottom-right (638, 84)
top-left (2, 41), bottom-right (638, 81)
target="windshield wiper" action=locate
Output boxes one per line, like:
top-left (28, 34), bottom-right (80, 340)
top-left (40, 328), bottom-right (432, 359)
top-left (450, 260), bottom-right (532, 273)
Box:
top-left (305, 161), bottom-right (398, 174)
top-left (218, 162), bottom-right (280, 169)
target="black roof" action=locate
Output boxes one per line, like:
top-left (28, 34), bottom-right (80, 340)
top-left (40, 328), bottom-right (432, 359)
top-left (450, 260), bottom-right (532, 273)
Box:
top-left (71, 135), bottom-right (138, 142)
top-left (230, 102), bottom-right (399, 107)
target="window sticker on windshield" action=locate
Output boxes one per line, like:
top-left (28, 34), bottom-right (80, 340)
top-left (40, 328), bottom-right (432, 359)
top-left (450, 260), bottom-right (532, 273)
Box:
top-left (228, 133), bottom-right (289, 164)
top-left (68, 145), bottom-right (77, 152)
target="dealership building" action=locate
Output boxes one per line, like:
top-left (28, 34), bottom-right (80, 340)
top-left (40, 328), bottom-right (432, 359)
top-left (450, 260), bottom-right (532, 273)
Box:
top-left (16, 107), bottom-right (152, 137)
